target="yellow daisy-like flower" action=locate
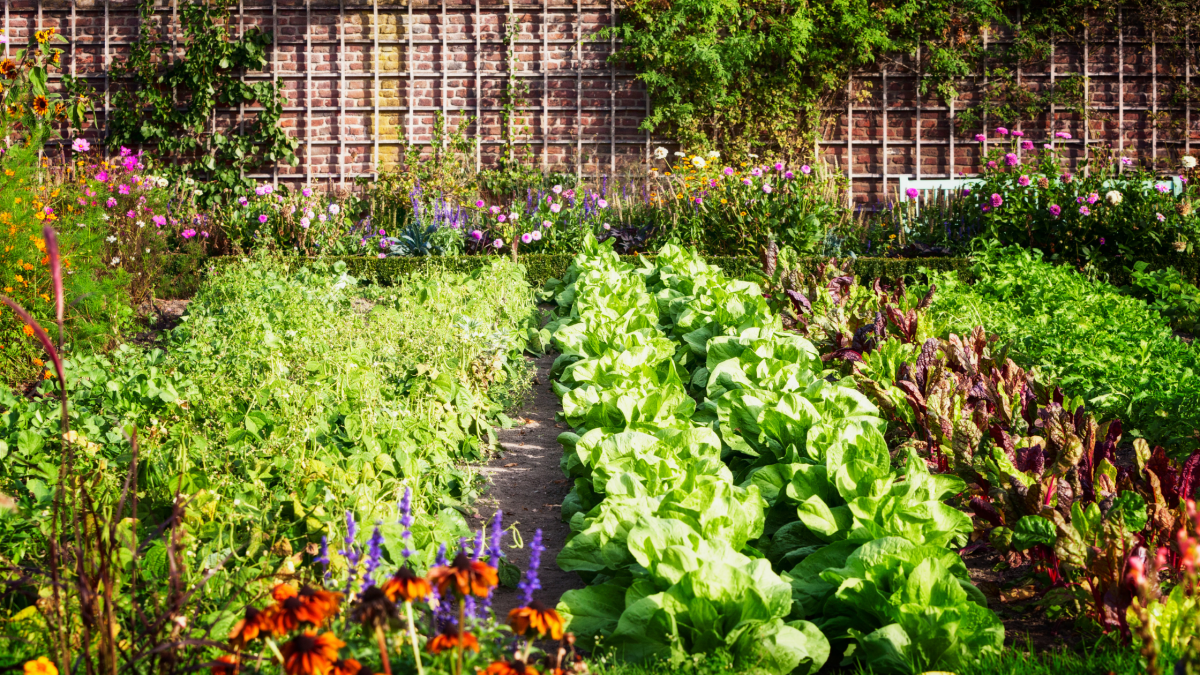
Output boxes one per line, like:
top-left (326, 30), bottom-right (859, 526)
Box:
top-left (24, 657), bottom-right (57, 675)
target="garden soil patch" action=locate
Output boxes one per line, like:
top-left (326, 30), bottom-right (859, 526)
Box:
top-left (471, 353), bottom-right (585, 617)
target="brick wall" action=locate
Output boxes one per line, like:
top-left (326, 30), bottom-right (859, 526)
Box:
top-left (5, 1), bottom-right (1197, 204)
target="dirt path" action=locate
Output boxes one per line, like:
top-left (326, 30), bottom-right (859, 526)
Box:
top-left (470, 353), bottom-right (584, 616)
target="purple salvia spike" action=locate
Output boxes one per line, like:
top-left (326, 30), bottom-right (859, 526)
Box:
top-left (316, 536), bottom-right (331, 579)
top-left (517, 529), bottom-right (544, 606)
top-left (471, 528), bottom-right (485, 561)
top-left (487, 511), bottom-right (504, 568)
top-left (362, 522), bottom-right (385, 590)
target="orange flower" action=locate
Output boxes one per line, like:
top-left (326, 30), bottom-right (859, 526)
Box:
top-left (210, 655), bottom-right (238, 675)
top-left (382, 566), bottom-right (432, 603)
top-left (31, 358), bottom-right (42, 367)
top-left (22, 325), bottom-right (34, 337)
top-left (24, 658), bottom-right (57, 675)
top-left (482, 660), bottom-right (539, 675)
top-left (508, 601), bottom-right (564, 640)
top-left (280, 631), bottom-right (345, 675)
top-left (228, 606), bottom-right (272, 647)
top-left (32, 96), bottom-right (49, 116)
top-left (270, 584), bottom-right (343, 632)
top-left (426, 552), bottom-right (498, 598)
top-left (329, 659), bottom-right (362, 675)
top-left (426, 627), bottom-right (479, 655)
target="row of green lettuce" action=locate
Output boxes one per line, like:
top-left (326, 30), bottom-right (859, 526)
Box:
top-left (542, 236), bottom-right (1002, 675)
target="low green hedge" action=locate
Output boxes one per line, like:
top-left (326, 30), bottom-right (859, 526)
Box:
top-left (153, 251), bottom-right (1193, 298)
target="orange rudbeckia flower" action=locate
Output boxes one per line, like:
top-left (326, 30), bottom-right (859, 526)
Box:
top-left (382, 566), bottom-right (432, 603)
top-left (209, 655), bottom-right (238, 675)
top-left (229, 606), bottom-right (273, 647)
top-left (280, 631), bottom-right (345, 675)
top-left (329, 659), bottom-right (363, 675)
top-left (507, 601), bottom-right (564, 640)
top-left (426, 553), bottom-right (497, 598)
top-left (270, 584), bottom-right (343, 632)
top-left (482, 659), bottom-right (539, 675)
top-left (426, 627), bottom-right (479, 655)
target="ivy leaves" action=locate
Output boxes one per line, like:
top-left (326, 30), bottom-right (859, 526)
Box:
top-left (108, 0), bottom-right (298, 199)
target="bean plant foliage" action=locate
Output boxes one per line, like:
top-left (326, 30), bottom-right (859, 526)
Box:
top-left (107, 0), bottom-right (299, 199)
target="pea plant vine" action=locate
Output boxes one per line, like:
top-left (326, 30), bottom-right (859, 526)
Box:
top-left (107, 0), bottom-right (299, 202)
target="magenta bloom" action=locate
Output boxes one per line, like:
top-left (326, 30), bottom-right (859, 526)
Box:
top-left (800, 165), bottom-right (811, 175)
top-left (905, 188), bottom-right (919, 199)
top-left (470, 230), bottom-right (483, 241)
top-left (774, 162), bottom-right (784, 171)
top-left (987, 161), bottom-right (997, 169)
top-left (1004, 153), bottom-right (1018, 166)
top-left (493, 238), bottom-right (503, 248)
top-left (181, 229), bottom-right (197, 239)
top-left (303, 188), bottom-right (313, 197)
top-left (597, 199), bottom-right (608, 208)
top-left (990, 193), bottom-right (1003, 208)
top-left (105, 197), bottom-right (117, 208)
top-left (1099, 237), bottom-right (1106, 245)
top-left (1155, 183), bottom-right (1170, 193)
top-left (152, 215), bottom-right (166, 227)
top-left (784, 170), bottom-right (794, 179)
top-left (996, 127), bottom-right (1009, 135)
top-left (1086, 192), bottom-right (1099, 204)
top-left (1055, 131), bottom-right (1072, 139)
top-left (742, 178), bottom-right (752, 186)
top-left (1011, 130), bottom-right (1024, 137)
top-left (1021, 141), bottom-right (1034, 150)
top-left (258, 214), bottom-right (269, 223)
top-left (238, 196), bottom-right (249, 207)
top-left (724, 167), bottom-right (734, 176)
top-left (72, 138), bottom-right (90, 153)
top-left (126, 210), bottom-right (136, 219)
top-left (475, 199), bottom-right (485, 208)
top-left (118, 184), bottom-right (131, 195)
top-left (1017, 175), bottom-right (1030, 187)
top-left (981, 205), bottom-right (991, 213)
top-left (974, 134), bottom-right (986, 142)
top-left (1079, 205), bottom-right (1091, 216)
top-left (1048, 204), bottom-right (1061, 216)
top-left (497, 214), bottom-right (506, 222)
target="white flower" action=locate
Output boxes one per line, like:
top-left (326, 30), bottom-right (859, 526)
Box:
top-left (110, 257), bottom-right (121, 266)
top-left (185, 177), bottom-right (195, 186)
top-left (1105, 190), bottom-right (1123, 205)
top-left (328, 203), bottom-right (341, 215)
top-left (106, 236), bottom-right (117, 243)
top-left (138, 221), bottom-right (145, 228)
top-left (1183, 156), bottom-right (1198, 169)
top-left (706, 150), bottom-right (720, 160)
top-left (158, 177), bottom-right (169, 187)
top-left (691, 156), bottom-right (706, 169)
top-left (76, 222), bottom-right (86, 228)
top-left (653, 147), bottom-right (668, 160)
top-left (145, 248), bottom-right (150, 253)
top-left (193, 189), bottom-right (202, 196)
top-left (748, 153), bottom-right (759, 159)
top-left (101, 214), bottom-right (110, 221)
top-left (673, 151), bottom-right (686, 158)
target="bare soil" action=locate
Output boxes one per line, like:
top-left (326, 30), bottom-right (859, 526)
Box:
top-left (469, 353), bottom-right (585, 617)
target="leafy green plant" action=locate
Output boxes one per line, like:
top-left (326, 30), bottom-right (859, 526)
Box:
top-left (1125, 261), bottom-right (1200, 335)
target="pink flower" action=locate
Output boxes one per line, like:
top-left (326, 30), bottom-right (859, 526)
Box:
top-left (521, 232), bottom-right (532, 244)
top-left (742, 178), bottom-right (752, 185)
top-left (489, 205), bottom-right (501, 214)
top-left (800, 165), bottom-right (811, 175)
top-left (470, 230), bottom-right (484, 240)
top-left (724, 167), bottom-right (734, 176)
top-left (238, 196), bottom-right (249, 206)
top-left (152, 215), bottom-right (166, 227)
top-left (1011, 130), bottom-right (1024, 137)
top-left (750, 168), bottom-right (763, 177)
top-left (542, 220), bottom-right (552, 228)
top-left (552, 184), bottom-right (563, 194)
top-left (118, 184), bottom-right (131, 195)
top-left (1004, 153), bottom-right (1018, 166)
top-left (126, 210), bottom-right (136, 219)
top-left (987, 161), bottom-right (997, 169)
top-left (1048, 204), bottom-right (1061, 216)
top-left (1044, 143), bottom-right (1053, 149)
top-left (258, 214), bottom-right (269, 223)
top-left (991, 193), bottom-right (1003, 208)
top-left (774, 162), bottom-right (784, 171)
top-left (905, 188), bottom-right (919, 199)
top-left (974, 134), bottom-right (986, 142)
top-left (597, 198), bottom-right (608, 208)
top-left (493, 238), bottom-right (503, 248)
top-left (300, 217), bottom-right (310, 228)
top-left (1121, 157), bottom-right (1133, 166)
top-left (201, 231), bottom-right (209, 238)
top-left (181, 229), bottom-right (197, 239)
top-left (1087, 192), bottom-right (1099, 204)
top-left (475, 199), bottom-right (485, 208)
top-left (303, 188), bottom-right (313, 197)
top-left (762, 185), bottom-right (772, 194)
top-left (1055, 131), bottom-right (1072, 139)
top-left (105, 197), bottom-right (117, 208)
top-left (550, 203), bottom-right (561, 213)
top-left (996, 127), bottom-right (1009, 135)
top-left (497, 214), bottom-right (507, 222)
top-left (1079, 205), bottom-right (1091, 216)
top-left (532, 230), bottom-right (542, 241)
top-left (1021, 141), bottom-right (1034, 150)
top-left (1017, 175), bottom-right (1030, 187)
top-left (1157, 212), bottom-right (1166, 222)
top-left (1155, 183), bottom-right (1170, 193)
top-left (72, 138), bottom-right (90, 153)
top-left (784, 171), bottom-right (794, 179)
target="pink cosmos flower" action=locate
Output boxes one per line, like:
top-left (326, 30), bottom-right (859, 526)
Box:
top-left (126, 210), bottom-right (136, 219)
top-left (106, 197), bottom-right (117, 208)
top-left (1157, 212), bottom-right (1166, 222)
top-left (72, 138), bottom-right (90, 153)
top-left (1155, 183), bottom-right (1170, 193)
top-left (118, 184), bottom-right (131, 195)
top-left (181, 229), bottom-right (197, 239)
top-left (152, 215), bottom-right (167, 227)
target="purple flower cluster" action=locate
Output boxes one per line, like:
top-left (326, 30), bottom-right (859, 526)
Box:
top-left (518, 529), bottom-right (545, 606)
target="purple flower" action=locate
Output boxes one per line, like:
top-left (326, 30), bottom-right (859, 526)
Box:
top-left (181, 228), bottom-right (196, 239)
top-left (1021, 141), bottom-right (1034, 150)
top-left (991, 193), bottom-right (1003, 208)
top-left (784, 170), bottom-right (794, 179)
top-left (1004, 153), bottom-right (1018, 166)
top-left (1017, 175), bottom-right (1030, 187)
top-left (1079, 205), bottom-right (1091, 216)
top-left (905, 187), bottom-right (919, 199)
top-left (1048, 204), bottom-right (1062, 216)
top-left (316, 536), bottom-right (331, 578)
top-left (974, 134), bottom-right (986, 142)
top-left (362, 522), bottom-right (385, 589)
top-left (95, 171), bottom-right (109, 182)
top-left (962, 188), bottom-right (972, 196)
top-left (518, 529), bottom-right (545, 606)
top-left (339, 511), bottom-right (361, 595)
top-left (238, 196), bottom-right (249, 207)
top-left (258, 214), bottom-right (269, 223)
top-left (487, 511), bottom-right (504, 567)
top-left (303, 188), bottom-right (313, 197)
top-left (470, 229), bottom-right (484, 241)
top-left (398, 487), bottom-right (415, 558)
top-left (1099, 237), bottom-right (1106, 246)
top-left (800, 165), bottom-right (811, 175)
top-left (72, 138), bottom-right (90, 153)
top-left (742, 178), bottom-right (752, 186)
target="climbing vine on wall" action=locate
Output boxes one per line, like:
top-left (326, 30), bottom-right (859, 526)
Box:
top-left (107, 0), bottom-right (299, 200)
top-left (605, 0), bottom-right (1198, 156)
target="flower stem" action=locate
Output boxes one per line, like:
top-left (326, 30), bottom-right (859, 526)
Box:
top-left (405, 600), bottom-right (425, 675)
top-left (375, 624), bottom-right (393, 675)
top-left (456, 596), bottom-right (466, 675)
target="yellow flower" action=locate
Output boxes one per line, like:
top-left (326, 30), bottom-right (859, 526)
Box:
top-left (13, 197), bottom-right (21, 204)
top-left (24, 657), bottom-right (58, 675)
top-left (720, 199), bottom-right (727, 204)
